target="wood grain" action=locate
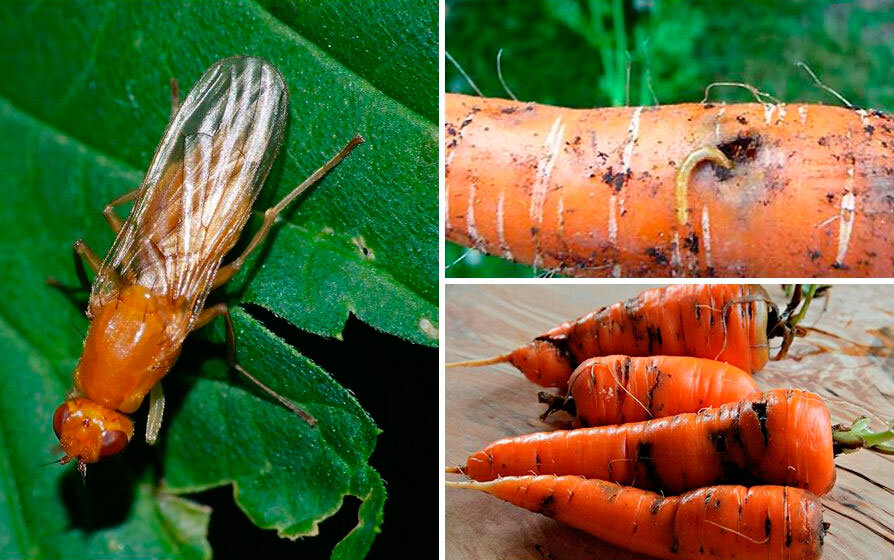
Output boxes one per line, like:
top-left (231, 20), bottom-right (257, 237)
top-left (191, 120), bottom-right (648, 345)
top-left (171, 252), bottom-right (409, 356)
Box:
top-left (445, 284), bottom-right (894, 560)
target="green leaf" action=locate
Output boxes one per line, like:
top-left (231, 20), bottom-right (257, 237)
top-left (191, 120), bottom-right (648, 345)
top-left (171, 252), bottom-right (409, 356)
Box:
top-left (0, 0), bottom-right (435, 557)
top-left (255, 0), bottom-right (437, 121)
top-left (163, 307), bottom-right (383, 552)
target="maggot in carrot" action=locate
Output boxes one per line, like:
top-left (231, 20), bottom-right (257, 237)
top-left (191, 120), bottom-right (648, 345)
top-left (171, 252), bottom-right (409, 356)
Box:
top-left (448, 284), bottom-right (815, 389)
top-left (445, 93), bottom-right (894, 277)
top-left (447, 476), bottom-right (826, 560)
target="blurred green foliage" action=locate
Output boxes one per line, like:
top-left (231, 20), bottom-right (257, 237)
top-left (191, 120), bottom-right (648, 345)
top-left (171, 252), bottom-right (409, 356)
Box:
top-left (445, 0), bottom-right (894, 278)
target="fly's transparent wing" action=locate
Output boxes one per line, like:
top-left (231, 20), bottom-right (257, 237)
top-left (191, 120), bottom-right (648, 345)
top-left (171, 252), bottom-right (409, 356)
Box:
top-left (90, 56), bottom-right (289, 339)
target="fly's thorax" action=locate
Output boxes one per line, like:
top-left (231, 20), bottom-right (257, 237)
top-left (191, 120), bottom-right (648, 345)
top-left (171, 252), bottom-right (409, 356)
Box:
top-left (53, 397), bottom-right (134, 464)
top-left (75, 284), bottom-right (183, 414)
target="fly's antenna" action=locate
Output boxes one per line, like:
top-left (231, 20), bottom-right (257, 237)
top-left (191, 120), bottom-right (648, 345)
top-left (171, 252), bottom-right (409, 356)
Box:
top-left (38, 456), bottom-right (70, 467)
top-left (69, 318), bottom-right (86, 339)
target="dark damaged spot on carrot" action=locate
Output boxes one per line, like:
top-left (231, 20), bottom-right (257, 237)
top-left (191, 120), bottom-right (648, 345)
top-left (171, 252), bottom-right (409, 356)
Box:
top-left (602, 167), bottom-right (630, 192)
top-left (636, 441), bottom-right (662, 489)
top-left (539, 492), bottom-right (555, 516)
top-left (683, 233), bottom-right (699, 255)
top-left (750, 400), bottom-right (769, 445)
top-left (718, 134), bottom-right (761, 163)
top-left (646, 247), bottom-right (668, 265)
top-left (710, 431), bottom-right (727, 453)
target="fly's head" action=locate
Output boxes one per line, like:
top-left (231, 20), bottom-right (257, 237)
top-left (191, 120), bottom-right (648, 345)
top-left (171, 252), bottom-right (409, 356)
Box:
top-left (53, 397), bottom-right (134, 474)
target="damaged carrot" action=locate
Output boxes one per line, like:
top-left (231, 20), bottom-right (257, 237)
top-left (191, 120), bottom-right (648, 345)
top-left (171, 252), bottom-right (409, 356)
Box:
top-left (449, 284), bottom-right (789, 388)
top-left (450, 389), bottom-right (894, 496)
top-left (447, 476), bottom-right (826, 560)
top-left (539, 355), bottom-right (758, 426)
top-left (445, 93), bottom-right (894, 277)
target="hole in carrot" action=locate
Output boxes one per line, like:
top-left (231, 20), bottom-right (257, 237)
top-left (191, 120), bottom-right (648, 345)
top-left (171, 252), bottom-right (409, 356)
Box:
top-left (717, 134), bottom-right (762, 165)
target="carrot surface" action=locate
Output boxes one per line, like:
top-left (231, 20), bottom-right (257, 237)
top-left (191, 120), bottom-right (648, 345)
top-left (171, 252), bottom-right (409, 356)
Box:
top-left (448, 475), bottom-right (825, 560)
top-left (453, 284), bottom-right (771, 388)
top-left (446, 93), bottom-right (894, 277)
top-left (461, 389), bottom-right (837, 496)
top-left (546, 355), bottom-right (758, 426)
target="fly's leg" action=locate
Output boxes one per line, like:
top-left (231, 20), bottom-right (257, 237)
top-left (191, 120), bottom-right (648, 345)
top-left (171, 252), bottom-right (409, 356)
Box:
top-left (73, 239), bottom-right (103, 273)
top-left (193, 303), bottom-right (236, 363)
top-left (103, 189), bottom-right (139, 233)
top-left (145, 382), bottom-right (165, 445)
top-left (211, 135), bottom-right (365, 289)
top-left (75, 238), bottom-right (122, 287)
top-left (49, 212), bottom-right (125, 292)
top-left (46, 239), bottom-right (93, 293)
top-left (193, 303), bottom-right (317, 426)
top-left (47, 238), bottom-right (114, 301)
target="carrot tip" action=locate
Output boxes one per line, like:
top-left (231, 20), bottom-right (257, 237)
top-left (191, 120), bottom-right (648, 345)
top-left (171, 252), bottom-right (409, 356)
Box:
top-left (445, 466), bottom-right (464, 474)
top-left (446, 353), bottom-right (512, 368)
top-left (445, 480), bottom-right (481, 490)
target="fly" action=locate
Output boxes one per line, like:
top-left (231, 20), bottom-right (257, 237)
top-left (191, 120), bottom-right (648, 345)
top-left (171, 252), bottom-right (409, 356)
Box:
top-left (51, 56), bottom-right (363, 478)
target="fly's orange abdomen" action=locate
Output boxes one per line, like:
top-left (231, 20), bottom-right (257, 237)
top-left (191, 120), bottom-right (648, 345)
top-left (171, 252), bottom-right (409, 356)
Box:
top-left (75, 285), bottom-right (182, 413)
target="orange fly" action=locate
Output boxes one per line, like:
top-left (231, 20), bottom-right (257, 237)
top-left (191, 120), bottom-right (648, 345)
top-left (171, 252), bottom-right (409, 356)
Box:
top-left (51, 56), bottom-right (363, 478)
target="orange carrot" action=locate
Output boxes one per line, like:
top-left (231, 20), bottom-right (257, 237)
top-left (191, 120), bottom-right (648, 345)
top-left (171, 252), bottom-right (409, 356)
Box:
top-left (457, 389), bottom-right (842, 495)
top-left (539, 355), bottom-right (758, 426)
top-left (446, 93), bottom-right (894, 277)
top-left (450, 284), bottom-right (778, 388)
top-left (447, 476), bottom-right (825, 560)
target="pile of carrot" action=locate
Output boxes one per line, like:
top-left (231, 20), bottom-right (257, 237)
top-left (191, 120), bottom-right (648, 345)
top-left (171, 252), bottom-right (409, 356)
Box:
top-left (447, 284), bottom-right (892, 560)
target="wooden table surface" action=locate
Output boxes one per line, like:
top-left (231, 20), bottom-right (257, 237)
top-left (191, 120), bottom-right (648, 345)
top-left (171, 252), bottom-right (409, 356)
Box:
top-left (445, 284), bottom-right (894, 560)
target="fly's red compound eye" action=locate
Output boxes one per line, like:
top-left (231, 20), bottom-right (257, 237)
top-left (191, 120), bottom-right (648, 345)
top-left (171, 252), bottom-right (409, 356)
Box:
top-left (52, 404), bottom-right (71, 438)
top-left (99, 430), bottom-right (129, 459)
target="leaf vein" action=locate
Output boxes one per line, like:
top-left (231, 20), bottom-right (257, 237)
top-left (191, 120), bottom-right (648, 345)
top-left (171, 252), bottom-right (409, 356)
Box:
top-left (249, 0), bottom-right (432, 127)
